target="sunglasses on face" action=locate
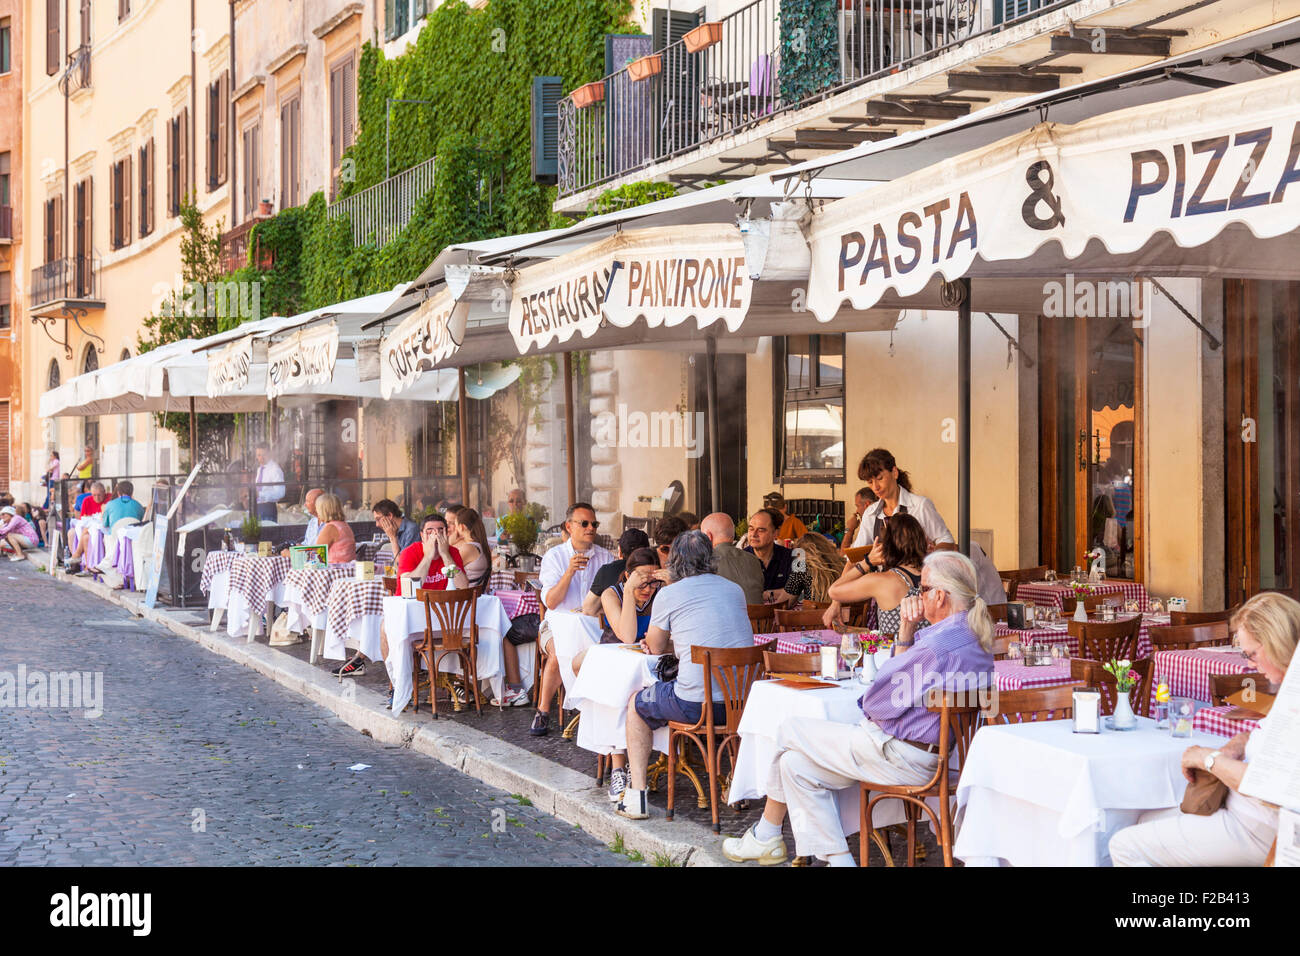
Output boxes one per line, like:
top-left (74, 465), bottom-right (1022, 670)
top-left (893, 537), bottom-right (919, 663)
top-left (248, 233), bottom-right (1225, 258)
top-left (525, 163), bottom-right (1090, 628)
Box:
top-left (656, 544), bottom-right (671, 555)
top-left (573, 519), bottom-right (600, 529)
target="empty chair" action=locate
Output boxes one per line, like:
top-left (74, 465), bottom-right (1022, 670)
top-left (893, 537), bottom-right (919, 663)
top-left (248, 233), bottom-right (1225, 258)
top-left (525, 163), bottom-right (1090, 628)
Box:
top-left (762, 650), bottom-right (822, 676)
top-left (1208, 671), bottom-right (1271, 707)
top-left (1170, 608), bottom-right (1235, 626)
top-left (413, 587), bottom-right (481, 716)
top-left (1067, 616), bottom-right (1141, 662)
top-left (999, 565), bottom-right (1048, 601)
top-left (774, 608), bottom-right (827, 632)
top-left (1148, 621), bottom-right (1230, 651)
top-left (1061, 594), bottom-right (1104, 614)
top-left (984, 683), bottom-right (1082, 724)
top-left (986, 603), bottom-right (1008, 623)
top-left (747, 603), bottom-right (776, 635)
top-left (1070, 657), bottom-right (1152, 716)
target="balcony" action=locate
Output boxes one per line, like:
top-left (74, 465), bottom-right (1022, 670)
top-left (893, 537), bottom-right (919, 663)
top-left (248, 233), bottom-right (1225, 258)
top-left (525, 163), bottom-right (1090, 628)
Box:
top-left (327, 156), bottom-right (437, 247)
top-left (555, 0), bottom-right (1251, 211)
top-left (0, 205), bottom-right (12, 243)
top-left (29, 255), bottom-right (103, 313)
top-left (219, 217), bottom-right (274, 276)
top-left (59, 44), bottom-right (92, 96)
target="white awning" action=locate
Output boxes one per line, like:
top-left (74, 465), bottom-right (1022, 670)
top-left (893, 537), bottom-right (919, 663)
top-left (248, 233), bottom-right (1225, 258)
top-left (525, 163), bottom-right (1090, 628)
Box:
top-left (39, 340), bottom-right (196, 418)
top-left (805, 68), bottom-right (1300, 321)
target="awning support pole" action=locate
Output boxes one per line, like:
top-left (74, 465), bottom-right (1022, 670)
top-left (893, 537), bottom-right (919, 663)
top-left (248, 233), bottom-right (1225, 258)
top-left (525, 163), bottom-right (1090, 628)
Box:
top-left (458, 367), bottom-right (470, 507)
top-left (958, 278), bottom-right (972, 557)
top-left (1146, 276), bottom-right (1221, 350)
top-left (189, 396), bottom-right (197, 470)
top-left (564, 353), bottom-right (577, 506)
top-left (706, 337), bottom-right (721, 515)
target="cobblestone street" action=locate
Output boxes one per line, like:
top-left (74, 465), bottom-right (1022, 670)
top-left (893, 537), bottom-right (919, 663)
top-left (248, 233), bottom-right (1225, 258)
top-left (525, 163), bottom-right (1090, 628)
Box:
top-left (0, 564), bottom-right (633, 866)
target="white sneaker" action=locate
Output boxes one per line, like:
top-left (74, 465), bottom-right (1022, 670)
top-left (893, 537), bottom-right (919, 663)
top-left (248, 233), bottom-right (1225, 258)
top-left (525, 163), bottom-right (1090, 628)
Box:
top-left (606, 768), bottom-right (629, 803)
top-left (8, 554), bottom-right (24, 562)
top-left (722, 824), bottom-right (789, 865)
top-left (616, 788), bottom-right (649, 820)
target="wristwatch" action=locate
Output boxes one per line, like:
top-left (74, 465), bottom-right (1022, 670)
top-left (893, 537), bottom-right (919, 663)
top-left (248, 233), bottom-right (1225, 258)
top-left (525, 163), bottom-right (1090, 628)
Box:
top-left (1203, 750), bottom-right (1222, 772)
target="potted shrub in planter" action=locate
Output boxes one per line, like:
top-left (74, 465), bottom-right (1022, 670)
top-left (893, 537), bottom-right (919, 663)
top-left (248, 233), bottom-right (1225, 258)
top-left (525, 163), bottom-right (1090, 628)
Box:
top-left (571, 81), bottom-right (605, 109)
top-left (683, 21), bottom-right (723, 53)
top-left (239, 513), bottom-right (263, 553)
top-left (627, 53), bottom-right (662, 82)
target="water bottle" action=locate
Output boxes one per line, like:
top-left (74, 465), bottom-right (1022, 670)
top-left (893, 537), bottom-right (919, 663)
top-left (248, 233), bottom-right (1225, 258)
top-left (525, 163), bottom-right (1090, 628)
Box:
top-left (1153, 675), bottom-right (1171, 729)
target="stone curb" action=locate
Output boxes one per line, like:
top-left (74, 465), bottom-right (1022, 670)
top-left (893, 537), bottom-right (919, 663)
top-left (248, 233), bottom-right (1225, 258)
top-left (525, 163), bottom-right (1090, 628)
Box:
top-left (34, 554), bottom-right (732, 867)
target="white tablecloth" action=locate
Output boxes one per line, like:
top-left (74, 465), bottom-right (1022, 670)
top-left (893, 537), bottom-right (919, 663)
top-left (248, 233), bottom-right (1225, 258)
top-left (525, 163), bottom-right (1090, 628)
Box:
top-left (381, 594), bottom-right (526, 713)
top-left (954, 717), bottom-right (1220, 866)
top-left (542, 611), bottom-right (603, 699)
top-left (569, 643), bottom-right (669, 756)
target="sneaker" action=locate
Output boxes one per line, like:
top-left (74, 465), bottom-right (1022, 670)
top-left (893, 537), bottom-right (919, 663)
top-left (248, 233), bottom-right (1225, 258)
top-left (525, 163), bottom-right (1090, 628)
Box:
top-left (331, 656), bottom-right (366, 678)
top-left (503, 687), bottom-right (531, 707)
top-left (721, 823), bottom-right (789, 866)
top-left (606, 768), bottom-right (629, 803)
top-left (616, 788), bottom-right (649, 820)
top-left (528, 711), bottom-right (550, 737)
top-left (8, 554), bottom-right (24, 562)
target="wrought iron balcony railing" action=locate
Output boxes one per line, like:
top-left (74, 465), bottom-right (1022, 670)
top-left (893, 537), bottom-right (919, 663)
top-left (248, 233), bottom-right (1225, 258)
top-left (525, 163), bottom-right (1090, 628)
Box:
top-left (59, 44), bottom-right (92, 96)
top-left (327, 156), bottom-right (437, 247)
top-left (30, 255), bottom-right (101, 307)
top-left (559, 0), bottom-right (1072, 198)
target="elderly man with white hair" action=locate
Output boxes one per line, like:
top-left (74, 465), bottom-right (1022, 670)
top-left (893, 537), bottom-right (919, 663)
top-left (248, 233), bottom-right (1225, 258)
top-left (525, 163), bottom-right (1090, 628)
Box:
top-left (723, 549), bottom-right (996, 866)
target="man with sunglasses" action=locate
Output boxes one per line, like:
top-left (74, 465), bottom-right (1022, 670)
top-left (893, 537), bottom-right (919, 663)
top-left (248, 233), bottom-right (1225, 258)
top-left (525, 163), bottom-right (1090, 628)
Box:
top-left (531, 502), bottom-right (614, 736)
top-left (652, 515), bottom-right (687, 568)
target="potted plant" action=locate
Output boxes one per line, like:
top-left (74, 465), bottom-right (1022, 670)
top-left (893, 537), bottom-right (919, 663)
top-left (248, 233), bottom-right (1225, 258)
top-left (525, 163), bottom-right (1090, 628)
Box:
top-left (571, 81), bottom-right (605, 109)
top-left (498, 511), bottom-right (539, 558)
top-left (240, 513), bottom-right (263, 552)
top-left (683, 21), bottom-right (723, 53)
top-left (627, 53), bottom-right (662, 82)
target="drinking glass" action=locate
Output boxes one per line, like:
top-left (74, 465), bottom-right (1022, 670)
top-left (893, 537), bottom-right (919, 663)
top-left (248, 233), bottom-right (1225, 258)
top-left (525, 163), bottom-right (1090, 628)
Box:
top-left (1124, 598), bottom-right (1139, 614)
top-left (1007, 641), bottom-right (1022, 661)
top-left (840, 633), bottom-right (862, 680)
top-left (1150, 598), bottom-right (1165, 615)
top-left (1044, 569), bottom-right (1057, 583)
top-left (1170, 697), bottom-right (1195, 737)
top-left (1050, 643), bottom-right (1065, 663)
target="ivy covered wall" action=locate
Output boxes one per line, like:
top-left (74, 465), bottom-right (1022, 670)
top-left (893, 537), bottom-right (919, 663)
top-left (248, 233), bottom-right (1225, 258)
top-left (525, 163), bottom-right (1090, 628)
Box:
top-left (233, 0), bottom-right (638, 313)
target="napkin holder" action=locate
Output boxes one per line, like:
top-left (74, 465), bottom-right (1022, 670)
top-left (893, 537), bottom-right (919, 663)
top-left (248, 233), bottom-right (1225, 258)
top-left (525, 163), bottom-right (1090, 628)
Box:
top-left (354, 561), bottom-right (375, 581)
top-left (1072, 687), bottom-right (1101, 733)
top-left (400, 575), bottom-right (416, 599)
top-left (820, 645), bottom-right (839, 680)
top-left (1006, 602), bottom-right (1027, 629)
top-left (258, 540), bottom-right (272, 557)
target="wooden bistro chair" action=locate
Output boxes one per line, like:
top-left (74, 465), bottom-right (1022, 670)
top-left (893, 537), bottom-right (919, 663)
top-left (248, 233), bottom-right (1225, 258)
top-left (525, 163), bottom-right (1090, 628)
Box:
top-left (986, 603), bottom-right (1008, 623)
top-left (802, 600), bottom-right (832, 611)
top-left (1060, 594), bottom-right (1104, 614)
top-left (381, 576), bottom-right (398, 596)
top-left (1067, 615), bottom-right (1141, 663)
top-left (990, 636), bottom-right (1013, 661)
top-left (747, 603), bottom-right (776, 635)
top-left (413, 587), bottom-right (481, 717)
top-left (762, 650), bottom-right (821, 676)
top-left (1208, 671), bottom-right (1271, 707)
top-left (774, 608), bottom-right (826, 633)
top-left (1070, 657), bottom-right (1152, 716)
top-left (999, 565), bottom-right (1048, 601)
top-left (512, 570), bottom-right (539, 589)
top-left (859, 689), bottom-right (981, 868)
top-left (1148, 621), bottom-right (1231, 652)
top-left (984, 683), bottom-right (1083, 724)
top-left (1170, 608), bottom-right (1235, 626)
top-left (666, 642), bottom-right (774, 833)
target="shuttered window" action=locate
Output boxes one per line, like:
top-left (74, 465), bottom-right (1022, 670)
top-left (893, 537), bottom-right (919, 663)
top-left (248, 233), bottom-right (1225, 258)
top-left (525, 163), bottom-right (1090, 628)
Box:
top-left (46, 0), bottom-right (60, 76)
top-left (167, 108), bottom-right (189, 216)
top-left (75, 177), bottom-right (93, 295)
top-left (45, 196), bottom-right (64, 262)
top-left (138, 137), bottom-right (154, 237)
top-left (207, 71), bottom-right (229, 190)
top-left (118, 0), bottom-right (130, 21)
top-left (280, 96), bottom-right (301, 209)
top-left (530, 76), bottom-right (562, 184)
top-left (0, 272), bottom-right (11, 329)
top-left (242, 123), bottom-right (261, 221)
top-left (79, 0), bottom-right (90, 47)
top-left (110, 155), bottom-right (132, 249)
top-left (329, 53), bottom-right (356, 187)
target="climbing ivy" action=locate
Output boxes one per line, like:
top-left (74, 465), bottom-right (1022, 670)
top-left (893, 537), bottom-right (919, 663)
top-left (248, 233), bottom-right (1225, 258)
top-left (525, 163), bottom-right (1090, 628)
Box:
top-left (778, 0), bottom-right (840, 105)
top-left (586, 180), bottom-right (677, 217)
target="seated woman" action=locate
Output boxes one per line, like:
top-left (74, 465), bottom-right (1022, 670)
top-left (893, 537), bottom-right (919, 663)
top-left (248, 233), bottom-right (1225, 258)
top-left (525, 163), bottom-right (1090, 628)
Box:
top-left (572, 547), bottom-right (664, 805)
top-left (313, 493), bottom-right (356, 565)
top-left (1108, 592), bottom-right (1296, 867)
top-left (773, 533), bottom-right (843, 607)
top-left (446, 506), bottom-right (491, 591)
top-left (825, 512), bottom-right (929, 638)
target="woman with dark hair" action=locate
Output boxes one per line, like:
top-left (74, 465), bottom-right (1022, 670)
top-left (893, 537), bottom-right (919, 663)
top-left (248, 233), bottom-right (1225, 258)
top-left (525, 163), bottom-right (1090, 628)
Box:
top-left (446, 506), bottom-right (491, 590)
top-left (600, 547), bottom-right (662, 644)
top-left (827, 512), bottom-right (930, 636)
top-left (846, 447), bottom-right (953, 550)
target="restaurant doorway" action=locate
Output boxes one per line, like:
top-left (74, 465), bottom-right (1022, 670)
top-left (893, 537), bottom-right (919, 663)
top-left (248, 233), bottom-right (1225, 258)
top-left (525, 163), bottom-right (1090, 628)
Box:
top-left (690, 351), bottom-right (747, 521)
top-left (1039, 312), bottom-right (1144, 580)
top-left (1224, 279), bottom-right (1300, 605)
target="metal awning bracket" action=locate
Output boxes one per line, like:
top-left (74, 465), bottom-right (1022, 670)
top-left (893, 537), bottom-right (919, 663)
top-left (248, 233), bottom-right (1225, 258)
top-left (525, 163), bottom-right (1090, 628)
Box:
top-left (1146, 276), bottom-right (1221, 350)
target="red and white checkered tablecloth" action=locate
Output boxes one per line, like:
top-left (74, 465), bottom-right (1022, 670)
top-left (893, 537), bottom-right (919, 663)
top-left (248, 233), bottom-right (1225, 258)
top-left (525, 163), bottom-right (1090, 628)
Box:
top-left (1192, 705), bottom-right (1262, 738)
top-left (752, 628), bottom-right (841, 657)
top-left (1014, 581), bottom-right (1149, 612)
top-left (995, 614), bottom-right (1158, 659)
top-left (283, 563), bottom-right (356, 621)
top-left (494, 588), bottom-right (539, 620)
top-left (326, 578), bottom-right (387, 640)
top-left (228, 554), bottom-right (292, 610)
top-left (994, 660), bottom-right (1076, 692)
top-left (488, 570), bottom-right (518, 593)
top-left (1152, 647), bottom-right (1254, 704)
top-left (200, 550), bottom-right (239, 595)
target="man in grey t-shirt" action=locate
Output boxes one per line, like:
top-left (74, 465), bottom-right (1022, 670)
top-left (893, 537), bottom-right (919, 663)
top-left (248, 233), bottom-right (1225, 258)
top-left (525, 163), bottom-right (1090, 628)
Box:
top-left (616, 531), bottom-right (753, 821)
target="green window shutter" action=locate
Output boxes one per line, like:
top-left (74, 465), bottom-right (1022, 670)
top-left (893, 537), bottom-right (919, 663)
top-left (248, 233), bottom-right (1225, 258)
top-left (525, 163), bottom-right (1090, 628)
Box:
top-left (531, 75), bottom-right (562, 184)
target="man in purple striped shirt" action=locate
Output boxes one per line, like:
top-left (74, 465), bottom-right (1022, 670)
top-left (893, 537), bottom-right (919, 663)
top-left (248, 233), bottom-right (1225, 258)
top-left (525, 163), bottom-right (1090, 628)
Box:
top-left (723, 550), bottom-right (995, 866)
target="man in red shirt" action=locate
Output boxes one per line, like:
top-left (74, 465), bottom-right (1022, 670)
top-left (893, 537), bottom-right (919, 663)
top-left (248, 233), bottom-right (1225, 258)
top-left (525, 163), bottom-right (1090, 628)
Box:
top-left (396, 512), bottom-right (464, 589)
top-left (64, 482), bottom-right (108, 574)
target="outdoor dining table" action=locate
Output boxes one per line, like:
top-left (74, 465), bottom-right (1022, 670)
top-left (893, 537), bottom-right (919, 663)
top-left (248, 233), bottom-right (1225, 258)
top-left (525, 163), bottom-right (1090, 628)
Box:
top-left (69, 518), bottom-right (107, 575)
top-left (225, 554), bottom-right (292, 642)
top-left (200, 549), bottom-right (239, 628)
top-left (282, 562), bottom-right (356, 663)
top-left (993, 659), bottom-right (1077, 692)
top-left (543, 611), bottom-right (604, 700)
top-left (112, 523), bottom-right (147, 590)
top-left (1192, 705), bottom-right (1262, 738)
top-left (1151, 646), bottom-right (1255, 703)
top-left (381, 593), bottom-right (520, 713)
top-left (954, 716), bottom-right (1220, 866)
top-left (1013, 581), bottom-right (1149, 612)
top-left (567, 643), bottom-right (669, 756)
top-left (493, 588), bottom-right (540, 620)
top-left (324, 578), bottom-right (388, 662)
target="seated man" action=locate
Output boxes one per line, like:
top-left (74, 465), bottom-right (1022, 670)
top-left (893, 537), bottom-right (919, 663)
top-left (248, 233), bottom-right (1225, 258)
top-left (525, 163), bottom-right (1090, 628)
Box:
top-left (616, 531), bottom-right (754, 820)
top-left (374, 497), bottom-right (419, 562)
top-left (651, 515), bottom-right (688, 569)
top-left (64, 482), bottom-right (108, 573)
top-left (530, 502), bottom-right (614, 736)
top-left (701, 512), bottom-right (763, 605)
top-left (743, 508), bottom-right (795, 605)
top-left (722, 550), bottom-right (995, 865)
top-left (101, 480), bottom-right (146, 527)
top-left (280, 488), bottom-right (324, 558)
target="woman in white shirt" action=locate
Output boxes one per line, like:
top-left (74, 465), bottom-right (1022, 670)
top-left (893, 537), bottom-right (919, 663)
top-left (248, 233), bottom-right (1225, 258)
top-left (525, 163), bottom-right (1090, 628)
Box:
top-left (1109, 592), bottom-right (1296, 866)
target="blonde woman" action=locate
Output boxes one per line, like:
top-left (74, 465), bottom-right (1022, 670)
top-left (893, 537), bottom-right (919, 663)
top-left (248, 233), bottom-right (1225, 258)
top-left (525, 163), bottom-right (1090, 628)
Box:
top-left (1109, 592), bottom-right (1297, 867)
top-left (312, 493), bottom-right (356, 565)
top-left (775, 534), bottom-right (844, 606)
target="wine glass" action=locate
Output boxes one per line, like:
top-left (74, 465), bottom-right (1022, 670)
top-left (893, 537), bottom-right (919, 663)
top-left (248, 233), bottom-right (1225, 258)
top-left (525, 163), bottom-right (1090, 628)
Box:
top-left (840, 633), bottom-right (862, 681)
top-left (1044, 569), bottom-right (1057, 583)
top-left (1050, 643), bottom-right (1065, 663)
